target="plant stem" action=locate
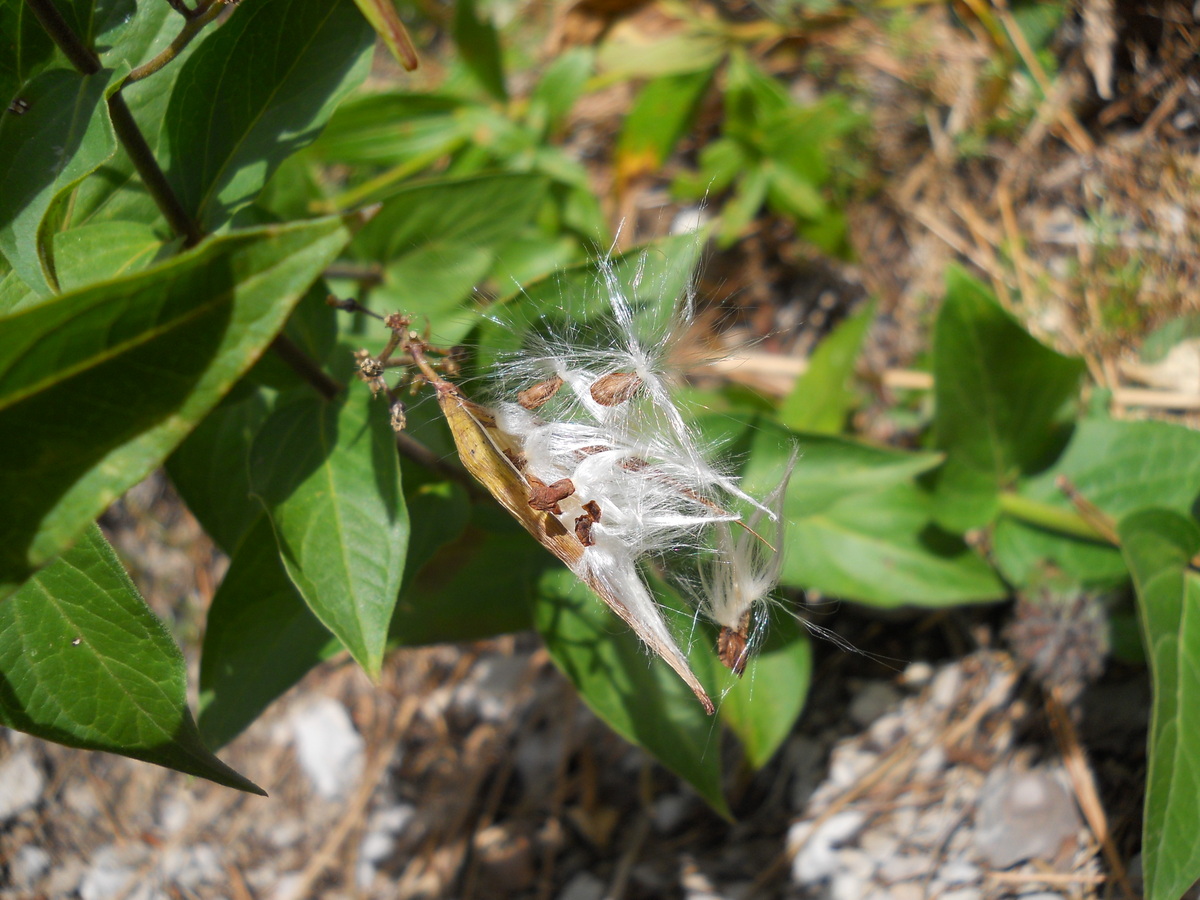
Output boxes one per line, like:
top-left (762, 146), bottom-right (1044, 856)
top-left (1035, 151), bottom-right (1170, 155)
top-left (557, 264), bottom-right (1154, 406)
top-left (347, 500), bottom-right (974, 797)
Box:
top-left (997, 492), bottom-right (1110, 544)
top-left (126, 0), bottom-right (228, 83)
top-left (24, 0), bottom-right (100, 74)
top-left (24, 0), bottom-right (202, 246)
top-left (270, 334), bottom-right (344, 400)
top-left (108, 95), bottom-right (202, 245)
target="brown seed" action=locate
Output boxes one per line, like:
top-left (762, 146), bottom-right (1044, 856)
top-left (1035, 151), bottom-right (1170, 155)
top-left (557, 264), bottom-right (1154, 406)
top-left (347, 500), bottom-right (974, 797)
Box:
top-left (717, 626), bottom-right (751, 677)
top-left (518, 375), bottom-right (563, 410)
top-left (574, 500), bottom-right (602, 546)
top-left (590, 371), bottom-right (642, 406)
top-left (526, 474), bottom-right (575, 515)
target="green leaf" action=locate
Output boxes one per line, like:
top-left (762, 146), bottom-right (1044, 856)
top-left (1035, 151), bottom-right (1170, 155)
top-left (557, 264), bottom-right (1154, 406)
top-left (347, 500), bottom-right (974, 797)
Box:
top-left (714, 611), bottom-right (812, 769)
top-left (392, 524), bottom-right (541, 645)
top-left (54, 220), bottom-right (172, 287)
top-left (0, 525), bottom-right (262, 793)
top-left (528, 48), bottom-right (594, 137)
top-left (0, 215), bottom-right (351, 597)
top-left (198, 518), bottom-right (337, 749)
top-left (163, 0), bottom-right (374, 231)
top-left (1118, 509), bottom-right (1200, 900)
top-left (779, 301), bottom-right (875, 434)
top-left (717, 166), bottom-right (770, 248)
top-left (616, 68), bottom-right (715, 184)
top-left (311, 92), bottom-right (471, 168)
top-left (535, 569), bottom-right (731, 817)
top-left (739, 426), bottom-right (1005, 605)
top-left (249, 389), bottom-right (408, 678)
top-left (453, 0), bottom-right (507, 103)
top-left (0, 66), bottom-right (123, 294)
top-left (168, 389), bottom-right (272, 555)
top-left (932, 265), bottom-right (1084, 530)
top-left (994, 418), bottom-right (1200, 587)
top-left (349, 173), bottom-right (549, 342)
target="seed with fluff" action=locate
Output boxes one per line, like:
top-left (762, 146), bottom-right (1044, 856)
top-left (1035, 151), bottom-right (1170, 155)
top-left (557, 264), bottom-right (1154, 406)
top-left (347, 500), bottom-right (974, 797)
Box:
top-left (589, 371), bottom-right (642, 406)
top-left (518, 375), bottom-right (563, 410)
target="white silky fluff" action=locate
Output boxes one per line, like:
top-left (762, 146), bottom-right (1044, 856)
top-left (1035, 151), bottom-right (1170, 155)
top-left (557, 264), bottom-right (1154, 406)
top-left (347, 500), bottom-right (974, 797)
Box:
top-left (486, 251), bottom-right (790, 665)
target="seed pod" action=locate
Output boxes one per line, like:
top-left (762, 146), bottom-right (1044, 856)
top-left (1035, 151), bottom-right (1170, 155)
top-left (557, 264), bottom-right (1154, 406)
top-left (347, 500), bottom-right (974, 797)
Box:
top-left (717, 624), bottom-right (751, 677)
top-left (518, 375), bottom-right (564, 410)
top-left (389, 401), bottom-right (407, 433)
top-left (590, 371), bottom-right (642, 406)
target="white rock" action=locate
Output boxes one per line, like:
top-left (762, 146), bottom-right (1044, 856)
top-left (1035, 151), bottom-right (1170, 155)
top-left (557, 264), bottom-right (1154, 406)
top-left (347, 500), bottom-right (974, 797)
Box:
top-left (827, 746), bottom-right (877, 789)
top-left (290, 698), bottom-right (364, 800)
top-left (163, 844), bottom-right (222, 889)
top-left (0, 751), bottom-right (44, 820)
top-left (79, 846), bottom-right (135, 900)
top-left (831, 871), bottom-right (870, 900)
top-left (157, 794), bottom-right (191, 835)
top-left (888, 882), bottom-right (925, 900)
top-left (974, 766), bottom-right (1083, 868)
top-left (938, 888), bottom-right (982, 900)
top-left (848, 681), bottom-right (902, 727)
top-left (790, 811), bottom-right (867, 884)
top-left (456, 655), bottom-right (528, 721)
top-left (877, 854), bottom-right (930, 883)
top-left (11, 844), bottom-right (52, 888)
top-left (939, 859), bottom-right (981, 884)
top-left (557, 871), bottom-right (605, 900)
top-left (900, 661), bottom-right (934, 688)
top-left (930, 666), bottom-right (962, 708)
top-left (652, 794), bottom-right (692, 833)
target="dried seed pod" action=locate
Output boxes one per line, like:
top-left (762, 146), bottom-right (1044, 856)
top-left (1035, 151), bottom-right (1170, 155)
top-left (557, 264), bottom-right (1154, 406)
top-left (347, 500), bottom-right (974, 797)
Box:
top-left (389, 400), bottom-right (407, 433)
top-left (526, 474), bottom-right (575, 514)
top-left (518, 375), bottom-right (564, 410)
top-left (574, 500), bottom-right (602, 547)
top-left (717, 620), bottom-right (751, 677)
top-left (590, 371), bottom-right (642, 406)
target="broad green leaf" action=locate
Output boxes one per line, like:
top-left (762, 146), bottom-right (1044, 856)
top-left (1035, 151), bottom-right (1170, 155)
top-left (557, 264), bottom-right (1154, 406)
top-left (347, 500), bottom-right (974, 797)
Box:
top-left (391, 524), bottom-right (541, 645)
top-left (535, 569), bottom-right (731, 817)
top-left (712, 611), bottom-right (811, 769)
top-left (198, 518), bottom-right (337, 749)
top-left (994, 418), bottom-right (1200, 587)
top-left (718, 165), bottom-right (770, 248)
top-left (54, 220), bottom-right (172, 287)
top-left (528, 48), bottom-right (594, 137)
top-left (168, 389), bottom-right (272, 555)
top-left (0, 66), bottom-right (123, 294)
top-left (0, 525), bottom-right (262, 793)
top-left (249, 389), bottom-right (408, 677)
top-left (162, 0), bottom-right (374, 231)
top-left (453, 0), bottom-right (507, 103)
top-left (0, 215), bottom-right (351, 597)
top-left (779, 301), bottom-right (875, 434)
top-left (740, 427), bottom-right (1004, 605)
top-left (350, 0), bottom-right (418, 71)
top-left (1118, 509), bottom-right (1200, 900)
top-left (348, 173), bottom-right (549, 343)
top-left (0, 220), bottom-right (172, 314)
top-left (596, 32), bottom-right (725, 81)
top-left (932, 266), bottom-right (1085, 530)
top-left (616, 68), bottom-right (715, 185)
top-left (311, 92), bottom-right (471, 168)
top-left (199, 468), bottom-right (471, 750)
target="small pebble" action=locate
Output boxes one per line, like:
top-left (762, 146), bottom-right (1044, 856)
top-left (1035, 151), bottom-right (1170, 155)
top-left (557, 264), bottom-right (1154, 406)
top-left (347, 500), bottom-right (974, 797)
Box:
top-left (557, 871), bottom-right (605, 900)
top-left (0, 752), bottom-right (44, 820)
top-left (10, 844), bottom-right (52, 888)
top-left (290, 697), bottom-right (364, 800)
top-left (848, 681), bottom-right (902, 727)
